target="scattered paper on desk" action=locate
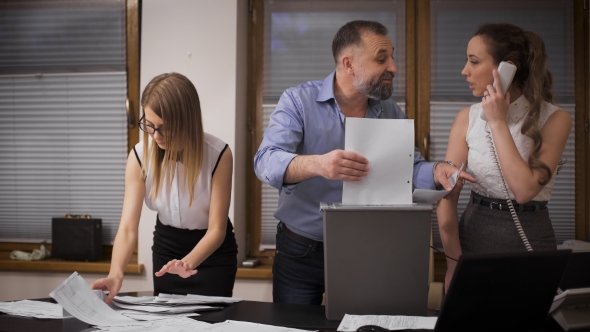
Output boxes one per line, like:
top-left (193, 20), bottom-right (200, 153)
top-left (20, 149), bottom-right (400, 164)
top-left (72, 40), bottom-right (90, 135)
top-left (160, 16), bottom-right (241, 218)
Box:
top-left (97, 317), bottom-right (209, 331)
top-left (97, 318), bottom-right (316, 332)
top-left (0, 299), bottom-right (63, 319)
top-left (49, 272), bottom-right (145, 327)
top-left (196, 320), bottom-right (317, 332)
top-left (343, 118), bottom-right (414, 205)
top-left (338, 314), bottom-right (437, 331)
top-left (115, 310), bottom-right (199, 321)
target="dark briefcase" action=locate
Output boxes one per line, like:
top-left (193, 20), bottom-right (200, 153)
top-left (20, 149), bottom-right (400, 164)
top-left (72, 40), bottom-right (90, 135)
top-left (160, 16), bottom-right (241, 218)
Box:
top-left (52, 215), bottom-right (103, 261)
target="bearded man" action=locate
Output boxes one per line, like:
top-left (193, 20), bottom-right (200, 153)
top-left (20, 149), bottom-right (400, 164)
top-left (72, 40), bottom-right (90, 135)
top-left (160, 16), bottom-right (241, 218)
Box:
top-left (254, 20), bottom-right (462, 305)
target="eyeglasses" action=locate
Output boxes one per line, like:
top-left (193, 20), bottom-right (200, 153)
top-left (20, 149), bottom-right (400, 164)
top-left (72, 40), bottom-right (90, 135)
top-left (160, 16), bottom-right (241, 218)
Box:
top-left (138, 115), bottom-right (166, 136)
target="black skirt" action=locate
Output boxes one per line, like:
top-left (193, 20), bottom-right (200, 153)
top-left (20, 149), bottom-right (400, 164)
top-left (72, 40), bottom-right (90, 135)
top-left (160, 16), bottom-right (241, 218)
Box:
top-left (459, 191), bottom-right (556, 253)
top-left (152, 217), bottom-right (238, 296)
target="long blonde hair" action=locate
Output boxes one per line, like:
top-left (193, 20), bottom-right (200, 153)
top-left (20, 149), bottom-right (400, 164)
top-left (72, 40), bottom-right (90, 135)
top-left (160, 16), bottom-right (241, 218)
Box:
top-left (141, 73), bottom-right (204, 205)
top-left (475, 23), bottom-right (554, 185)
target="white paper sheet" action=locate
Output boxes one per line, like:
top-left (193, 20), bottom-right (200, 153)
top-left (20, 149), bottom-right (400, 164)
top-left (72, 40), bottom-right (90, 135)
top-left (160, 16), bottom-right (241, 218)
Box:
top-left (114, 309), bottom-right (200, 321)
top-left (337, 314), bottom-right (437, 331)
top-left (200, 320), bottom-right (317, 332)
top-left (0, 300), bottom-right (63, 319)
top-left (97, 317), bottom-right (209, 331)
top-left (97, 318), bottom-right (316, 332)
top-left (412, 189), bottom-right (450, 203)
top-left (343, 118), bottom-right (414, 205)
top-left (113, 296), bottom-right (157, 304)
top-left (412, 162), bottom-right (464, 204)
top-left (49, 272), bottom-right (145, 327)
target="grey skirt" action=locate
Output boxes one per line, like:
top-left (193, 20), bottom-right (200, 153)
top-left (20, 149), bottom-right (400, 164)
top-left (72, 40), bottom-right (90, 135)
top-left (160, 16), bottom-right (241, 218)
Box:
top-left (459, 191), bottom-right (557, 253)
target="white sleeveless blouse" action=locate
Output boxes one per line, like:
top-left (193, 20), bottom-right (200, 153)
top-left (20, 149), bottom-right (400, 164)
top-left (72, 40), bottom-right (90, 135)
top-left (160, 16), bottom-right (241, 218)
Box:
top-left (466, 95), bottom-right (558, 201)
top-left (134, 133), bottom-right (228, 230)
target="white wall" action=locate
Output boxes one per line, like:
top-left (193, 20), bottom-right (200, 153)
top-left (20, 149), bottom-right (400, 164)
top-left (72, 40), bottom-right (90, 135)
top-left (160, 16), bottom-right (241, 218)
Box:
top-left (0, 0), bottom-right (273, 303)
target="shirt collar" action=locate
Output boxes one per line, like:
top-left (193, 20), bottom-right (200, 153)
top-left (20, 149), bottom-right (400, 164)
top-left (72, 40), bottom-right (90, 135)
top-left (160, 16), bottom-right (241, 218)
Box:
top-left (507, 94), bottom-right (529, 123)
top-left (317, 71), bottom-right (337, 102)
top-left (367, 98), bottom-right (382, 118)
top-left (317, 71), bottom-right (383, 118)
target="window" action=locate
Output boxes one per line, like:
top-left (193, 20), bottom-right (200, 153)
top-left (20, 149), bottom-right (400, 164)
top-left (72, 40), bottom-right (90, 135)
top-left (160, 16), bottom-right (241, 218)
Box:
top-left (0, 0), bottom-right (139, 245)
top-left (247, 0), bottom-right (590, 264)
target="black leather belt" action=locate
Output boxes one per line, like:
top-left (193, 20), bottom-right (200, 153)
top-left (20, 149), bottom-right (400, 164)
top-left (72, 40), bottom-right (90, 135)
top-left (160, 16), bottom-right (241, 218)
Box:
top-left (474, 197), bottom-right (547, 212)
top-left (279, 222), bottom-right (322, 248)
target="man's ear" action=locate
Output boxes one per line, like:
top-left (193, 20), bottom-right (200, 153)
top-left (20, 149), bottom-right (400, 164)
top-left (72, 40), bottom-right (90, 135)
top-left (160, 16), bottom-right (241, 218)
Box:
top-left (341, 55), bottom-right (354, 74)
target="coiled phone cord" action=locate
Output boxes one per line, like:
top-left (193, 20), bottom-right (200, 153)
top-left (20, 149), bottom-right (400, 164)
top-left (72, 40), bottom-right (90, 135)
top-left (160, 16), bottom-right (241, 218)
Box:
top-left (485, 125), bottom-right (533, 252)
top-left (487, 124), bottom-right (565, 295)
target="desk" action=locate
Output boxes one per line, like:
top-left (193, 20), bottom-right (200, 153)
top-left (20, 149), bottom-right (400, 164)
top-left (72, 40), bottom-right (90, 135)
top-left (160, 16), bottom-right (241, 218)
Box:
top-left (0, 298), bottom-right (583, 332)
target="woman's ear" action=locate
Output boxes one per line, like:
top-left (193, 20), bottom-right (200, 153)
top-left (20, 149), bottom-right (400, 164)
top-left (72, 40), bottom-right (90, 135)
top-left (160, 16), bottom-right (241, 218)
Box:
top-left (506, 60), bottom-right (516, 66)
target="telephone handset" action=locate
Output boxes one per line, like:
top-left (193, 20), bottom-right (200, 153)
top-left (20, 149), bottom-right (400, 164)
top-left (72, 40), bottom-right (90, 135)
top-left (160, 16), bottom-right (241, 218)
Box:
top-left (480, 61), bottom-right (517, 121)
top-left (480, 61), bottom-right (533, 251)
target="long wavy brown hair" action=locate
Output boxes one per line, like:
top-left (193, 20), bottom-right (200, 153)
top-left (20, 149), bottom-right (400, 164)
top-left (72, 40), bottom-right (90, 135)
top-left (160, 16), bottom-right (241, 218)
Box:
top-left (141, 73), bottom-right (204, 205)
top-left (475, 23), bottom-right (553, 185)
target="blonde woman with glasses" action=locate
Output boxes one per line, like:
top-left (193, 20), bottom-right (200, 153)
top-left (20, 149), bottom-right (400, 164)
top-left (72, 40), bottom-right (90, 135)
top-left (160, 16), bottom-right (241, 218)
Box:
top-left (91, 73), bottom-right (237, 303)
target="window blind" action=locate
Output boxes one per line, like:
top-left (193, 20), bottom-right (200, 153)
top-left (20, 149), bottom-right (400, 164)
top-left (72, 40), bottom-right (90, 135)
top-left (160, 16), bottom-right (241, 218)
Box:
top-left (0, 0), bottom-right (126, 73)
top-left (0, 72), bottom-right (128, 243)
top-left (429, 0), bottom-right (575, 248)
top-left (259, 0), bottom-right (406, 250)
top-left (0, 0), bottom-right (127, 244)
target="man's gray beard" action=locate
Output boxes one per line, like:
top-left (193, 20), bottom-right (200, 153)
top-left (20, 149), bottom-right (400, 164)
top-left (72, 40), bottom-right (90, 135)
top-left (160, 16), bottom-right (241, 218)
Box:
top-left (354, 75), bottom-right (394, 100)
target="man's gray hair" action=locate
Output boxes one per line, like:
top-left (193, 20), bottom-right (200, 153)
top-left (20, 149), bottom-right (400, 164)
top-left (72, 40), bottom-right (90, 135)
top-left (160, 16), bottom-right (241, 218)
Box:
top-left (332, 20), bottom-right (388, 64)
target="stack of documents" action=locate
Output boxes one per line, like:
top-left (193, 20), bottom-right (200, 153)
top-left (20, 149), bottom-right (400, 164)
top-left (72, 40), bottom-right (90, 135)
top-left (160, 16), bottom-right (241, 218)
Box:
top-left (0, 300), bottom-right (63, 319)
top-left (109, 293), bottom-right (242, 320)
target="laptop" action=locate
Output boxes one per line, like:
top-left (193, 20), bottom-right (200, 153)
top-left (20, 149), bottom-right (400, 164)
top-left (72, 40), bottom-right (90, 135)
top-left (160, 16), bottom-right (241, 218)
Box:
top-left (434, 250), bottom-right (572, 332)
top-left (559, 252), bottom-right (590, 291)
top-left (321, 203), bottom-right (433, 320)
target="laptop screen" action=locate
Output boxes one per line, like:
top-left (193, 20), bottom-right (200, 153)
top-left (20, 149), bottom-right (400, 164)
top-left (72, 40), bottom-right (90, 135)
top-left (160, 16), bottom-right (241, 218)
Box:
top-left (434, 250), bottom-right (571, 332)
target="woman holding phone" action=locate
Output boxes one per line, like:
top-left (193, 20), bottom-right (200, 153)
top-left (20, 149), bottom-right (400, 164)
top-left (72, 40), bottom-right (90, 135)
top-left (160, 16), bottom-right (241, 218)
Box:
top-left (91, 73), bottom-right (238, 302)
top-left (436, 23), bottom-right (571, 290)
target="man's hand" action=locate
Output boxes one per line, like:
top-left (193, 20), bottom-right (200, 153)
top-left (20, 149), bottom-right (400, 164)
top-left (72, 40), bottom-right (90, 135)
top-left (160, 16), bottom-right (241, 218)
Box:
top-left (434, 162), bottom-right (476, 191)
top-left (154, 259), bottom-right (198, 279)
top-left (318, 150), bottom-right (369, 181)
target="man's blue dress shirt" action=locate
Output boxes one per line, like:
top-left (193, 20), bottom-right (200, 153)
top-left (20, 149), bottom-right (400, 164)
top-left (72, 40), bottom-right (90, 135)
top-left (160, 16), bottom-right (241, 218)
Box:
top-left (254, 72), bottom-right (436, 241)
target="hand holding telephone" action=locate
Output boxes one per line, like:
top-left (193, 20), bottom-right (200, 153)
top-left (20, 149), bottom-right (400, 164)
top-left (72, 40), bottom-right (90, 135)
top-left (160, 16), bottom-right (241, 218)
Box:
top-left (494, 61), bottom-right (517, 95)
top-left (481, 61), bottom-right (517, 121)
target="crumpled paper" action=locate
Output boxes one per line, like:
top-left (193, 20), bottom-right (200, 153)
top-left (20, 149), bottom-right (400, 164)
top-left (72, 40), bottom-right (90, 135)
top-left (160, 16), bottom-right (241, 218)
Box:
top-left (10, 244), bottom-right (51, 261)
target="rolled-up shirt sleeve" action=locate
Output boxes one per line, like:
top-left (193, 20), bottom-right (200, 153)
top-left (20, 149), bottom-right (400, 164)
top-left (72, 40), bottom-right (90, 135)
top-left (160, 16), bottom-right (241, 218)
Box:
top-left (254, 90), bottom-right (303, 192)
top-left (412, 148), bottom-right (436, 190)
